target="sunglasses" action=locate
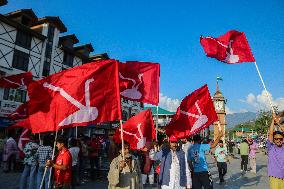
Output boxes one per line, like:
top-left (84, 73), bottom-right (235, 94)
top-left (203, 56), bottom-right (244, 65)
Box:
top-left (274, 138), bottom-right (284, 141)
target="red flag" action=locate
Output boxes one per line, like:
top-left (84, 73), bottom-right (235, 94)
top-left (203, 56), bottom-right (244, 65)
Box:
top-left (166, 85), bottom-right (218, 138)
top-left (8, 102), bottom-right (28, 120)
top-left (200, 30), bottom-right (255, 64)
top-left (27, 60), bottom-right (122, 133)
top-left (8, 119), bottom-right (31, 130)
top-left (113, 109), bottom-right (156, 150)
top-left (0, 72), bottom-right (33, 89)
top-left (18, 128), bottom-right (31, 158)
top-left (119, 61), bottom-right (160, 105)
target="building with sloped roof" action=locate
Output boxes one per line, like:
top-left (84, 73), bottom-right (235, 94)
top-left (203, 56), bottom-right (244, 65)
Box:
top-left (0, 8), bottom-right (110, 117)
top-left (144, 106), bottom-right (175, 127)
top-left (0, 7), bottom-right (144, 131)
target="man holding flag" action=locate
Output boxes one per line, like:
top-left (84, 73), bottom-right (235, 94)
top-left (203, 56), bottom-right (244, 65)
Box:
top-left (154, 135), bottom-right (192, 189)
top-left (188, 125), bottom-right (222, 189)
top-left (107, 142), bottom-right (143, 189)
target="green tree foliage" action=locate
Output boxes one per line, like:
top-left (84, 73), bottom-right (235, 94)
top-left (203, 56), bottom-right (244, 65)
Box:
top-left (228, 109), bottom-right (274, 138)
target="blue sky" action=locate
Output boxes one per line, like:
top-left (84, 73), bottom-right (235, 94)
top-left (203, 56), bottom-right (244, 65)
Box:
top-left (1, 0), bottom-right (284, 113)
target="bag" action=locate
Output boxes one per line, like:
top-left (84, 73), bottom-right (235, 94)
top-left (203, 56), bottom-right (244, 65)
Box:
top-left (155, 164), bottom-right (161, 174)
top-left (143, 152), bottom-right (153, 174)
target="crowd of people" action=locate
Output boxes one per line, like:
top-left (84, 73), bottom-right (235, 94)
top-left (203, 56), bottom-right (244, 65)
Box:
top-left (0, 132), bottom-right (112, 189)
top-left (0, 113), bottom-right (283, 189)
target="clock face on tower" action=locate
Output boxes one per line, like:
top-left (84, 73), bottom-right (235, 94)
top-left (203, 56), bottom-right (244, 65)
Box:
top-left (214, 101), bottom-right (224, 111)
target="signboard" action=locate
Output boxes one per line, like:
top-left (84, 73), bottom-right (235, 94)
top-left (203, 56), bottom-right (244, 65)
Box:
top-left (0, 100), bottom-right (20, 116)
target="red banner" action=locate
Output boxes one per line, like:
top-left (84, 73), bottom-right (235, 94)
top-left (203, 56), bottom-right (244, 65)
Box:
top-left (166, 85), bottom-right (218, 138)
top-left (114, 109), bottom-right (156, 150)
top-left (27, 60), bottom-right (122, 133)
top-left (0, 72), bottom-right (33, 89)
top-left (200, 30), bottom-right (255, 64)
top-left (119, 61), bottom-right (160, 105)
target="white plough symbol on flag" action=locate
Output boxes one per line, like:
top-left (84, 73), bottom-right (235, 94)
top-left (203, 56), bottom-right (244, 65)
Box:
top-left (120, 123), bottom-right (146, 149)
top-left (180, 100), bottom-right (208, 132)
top-left (4, 77), bottom-right (27, 90)
top-left (225, 40), bottom-right (239, 63)
top-left (119, 72), bottom-right (143, 100)
top-left (18, 129), bottom-right (30, 151)
top-left (206, 37), bottom-right (239, 63)
top-left (43, 78), bottom-right (98, 126)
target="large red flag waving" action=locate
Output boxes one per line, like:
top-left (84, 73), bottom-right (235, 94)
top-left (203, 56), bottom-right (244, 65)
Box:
top-left (200, 30), bottom-right (255, 64)
top-left (0, 72), bottom-right (33, 89)
top-left (113, 109), bottom-right (156, 150)
top-left (119, 61), bottom-right (160, 105)
top-left (166, 85), bottom-right (218, 138)
top-left (27, 60), bottom-right (122, 133)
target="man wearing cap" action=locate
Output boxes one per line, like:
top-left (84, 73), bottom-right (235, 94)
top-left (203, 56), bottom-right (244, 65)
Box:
top-left (107, 142), bottom-right (143, 189)
top-left (154, 135), bottom-right (192, 189)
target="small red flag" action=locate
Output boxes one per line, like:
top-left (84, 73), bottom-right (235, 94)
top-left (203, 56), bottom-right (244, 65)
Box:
top-left (0, 72), bottom-right (33, 89)
top-left (113, 109), bottom-right (156, 150)
top-left (18, 128), bottom-right (31, 158)
top-left (8, 102), bottom-right (28, 120)
top-left (27, 60), bottom-right (122, 133)
top-left (200, 30), bottom-right (255, 64)
top-left (166, 85), bottom-right (218, 138)
top-left (119, 61), bottom-right (160, 105)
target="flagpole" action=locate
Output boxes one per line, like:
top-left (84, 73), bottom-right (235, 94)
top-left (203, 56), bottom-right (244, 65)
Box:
top-left (47, 131), bottom-right (59, 188)
top-left (75, 126), bottom-right (78, 139)
top-left (39, 133), bottom-right (42, 145)
top-left (39, 131), bottom-right (58, 189)
top-left (156, 106), bottom-right (159, 141)
top-left (254, 61), bottom-right (275, 114)
top-left (119, 120), bottom-right (125, 160)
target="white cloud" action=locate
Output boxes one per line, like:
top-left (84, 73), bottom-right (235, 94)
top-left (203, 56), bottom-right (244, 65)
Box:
top-left (159, 93), bottom-right (180, 112)
top-left (242, 90), bottom-right (284, 111)
top-left (225, 106), bottom-right (235, 114)
top-left (240, 109), bottom-right (249, 113)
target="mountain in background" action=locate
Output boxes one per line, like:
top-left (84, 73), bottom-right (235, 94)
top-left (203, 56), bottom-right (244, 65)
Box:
top-left (226, 112), bottom-right (257, 129)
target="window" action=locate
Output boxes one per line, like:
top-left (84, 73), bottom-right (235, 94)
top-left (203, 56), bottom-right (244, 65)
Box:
top-left (47, 25), bottom-right (55, 42)
top-left (3, 88), bottom-right (27, 103)
top-left (42, 25), bottom-right (55, 77)
top-left (12, 50), bottom-right (29, 71)
top-left (15, 30), bottom-right (32, 49)
top-left (63, 53), bottom-right (74, 67)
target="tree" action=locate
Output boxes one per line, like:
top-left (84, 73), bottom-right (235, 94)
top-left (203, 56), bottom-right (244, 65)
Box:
top-left (254, 109), bottom-right (272, 134)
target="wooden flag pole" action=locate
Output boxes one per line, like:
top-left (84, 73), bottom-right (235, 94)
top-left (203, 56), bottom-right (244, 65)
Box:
top-left (40, 131), bottom-right (58, 189)
top-left (47, 131), bottom-right (59, 188)
top-left (39, 133), bottom-right (42, 145)
top-left (156, 106), bottom-right (159, 141)
top-left (254, 61), bottom-right (275, 114)
top-left (119, 120), bottom-right (125, 160)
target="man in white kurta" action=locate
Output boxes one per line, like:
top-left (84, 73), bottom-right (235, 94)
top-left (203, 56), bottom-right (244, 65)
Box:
top-left (155, 136), bottom-right (192, 189)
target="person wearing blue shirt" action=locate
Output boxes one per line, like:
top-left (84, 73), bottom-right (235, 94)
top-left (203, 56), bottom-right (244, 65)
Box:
top-left (188, 128), bottom-right (221, 189)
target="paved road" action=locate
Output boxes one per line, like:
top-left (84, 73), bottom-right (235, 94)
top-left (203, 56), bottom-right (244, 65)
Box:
top-left (0, 151), bottom-right (269, 189)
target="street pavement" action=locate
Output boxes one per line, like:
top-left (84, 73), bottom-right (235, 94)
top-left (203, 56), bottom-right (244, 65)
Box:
top-left (0, 151), bottom-right (269, 189)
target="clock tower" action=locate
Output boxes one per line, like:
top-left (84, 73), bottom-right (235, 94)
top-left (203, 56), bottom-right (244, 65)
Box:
top-left (212, 81), bottom-right (227, 141)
